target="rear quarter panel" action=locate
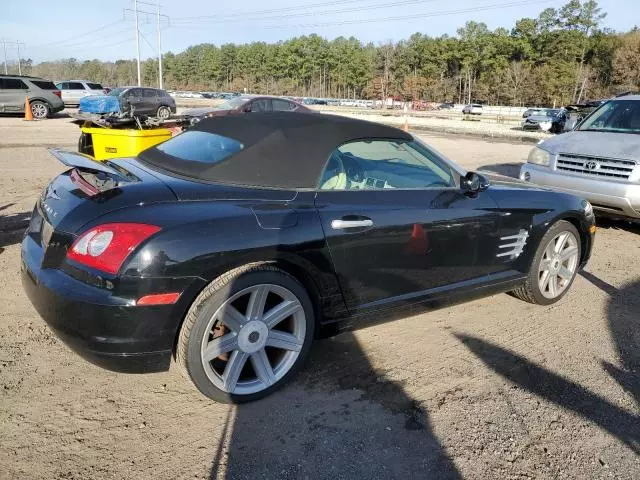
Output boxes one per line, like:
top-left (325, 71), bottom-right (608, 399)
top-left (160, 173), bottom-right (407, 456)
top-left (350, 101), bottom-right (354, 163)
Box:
top-left (87, 193), bottom-right (347, 323)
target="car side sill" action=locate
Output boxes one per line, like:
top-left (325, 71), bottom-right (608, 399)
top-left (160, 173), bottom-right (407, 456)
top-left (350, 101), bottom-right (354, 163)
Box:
top-left (318, 271), bottom-right (526, 336)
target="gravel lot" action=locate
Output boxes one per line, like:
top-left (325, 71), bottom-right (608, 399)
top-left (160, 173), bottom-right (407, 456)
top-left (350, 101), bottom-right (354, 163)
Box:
top-left (0, 114), bottom-right (638, 479)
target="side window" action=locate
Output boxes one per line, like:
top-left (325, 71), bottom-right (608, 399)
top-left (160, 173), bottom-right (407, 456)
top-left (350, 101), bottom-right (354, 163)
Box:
top-left (0, 78), bottom-right (28, 89)
top-left (319, 140), bottom-right (455, 191)
top-left (272, 99), bottom-right (295, 111)
top-left (249, 99), bottom-right (271, 112)
top-left (68, 82), bottom-right (85, 90)
top-left (143, 89), bottom-right (157, 99)
top-left (57, 82), bottom-right (68, 90)
top-left (127, 88), bottom-right (142, 100)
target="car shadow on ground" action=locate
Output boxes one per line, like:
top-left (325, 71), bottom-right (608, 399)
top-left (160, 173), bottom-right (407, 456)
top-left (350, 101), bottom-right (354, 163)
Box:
top-left (478, 163), bottom-right (522, 178)
top-left (206, 262), bottom-right (462, 479)
top-left (454, 277), bottom-right (640, 454)
top-left (210, 331), bottom-right (462, 479)
top-left (595, 216), bottom-right (640, 235)
top-left (0, 205), bottom-right (31, 249)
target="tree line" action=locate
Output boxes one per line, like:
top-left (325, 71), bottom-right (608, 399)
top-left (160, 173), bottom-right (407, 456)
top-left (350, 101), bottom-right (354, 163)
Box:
top-left (9, 0), bottom-right (640, 107)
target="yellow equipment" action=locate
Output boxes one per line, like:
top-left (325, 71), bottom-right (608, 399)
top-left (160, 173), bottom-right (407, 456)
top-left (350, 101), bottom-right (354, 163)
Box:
top-left (79, 126), bottom-right (173, 161)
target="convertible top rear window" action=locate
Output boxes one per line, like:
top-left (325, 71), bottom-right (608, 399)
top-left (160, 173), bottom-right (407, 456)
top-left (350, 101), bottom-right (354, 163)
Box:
top-left (153, 131), bottom-right (244, 164)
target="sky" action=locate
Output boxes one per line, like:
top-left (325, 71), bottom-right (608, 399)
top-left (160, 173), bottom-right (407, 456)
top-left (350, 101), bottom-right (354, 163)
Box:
top-left (0, 0), bottom-right (636, 63)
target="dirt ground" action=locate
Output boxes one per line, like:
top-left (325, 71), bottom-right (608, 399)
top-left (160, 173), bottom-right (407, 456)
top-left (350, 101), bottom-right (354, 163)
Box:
top-left (0, 114), bottom-right (638, 480)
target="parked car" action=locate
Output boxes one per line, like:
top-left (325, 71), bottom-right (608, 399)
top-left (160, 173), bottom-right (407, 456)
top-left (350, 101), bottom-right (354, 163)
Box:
top-left (0, 74), bottom-right (64, 119)
top-left (55, 80), bottom-right (107, 106)
top-left (439, 102), bottom-right (455, 110)
top-left (520, 93), bottom-right (640, 219)
top-left (463, 104), bottom-right (483, 115)
top-left (79, 87), bottom-right (176, 118)
top-left (22, 112), bottom-right (594, 403)
top-left (521, 108), bottom-right (567, 133)
top-left (182, 95), bottom-right (310, 118)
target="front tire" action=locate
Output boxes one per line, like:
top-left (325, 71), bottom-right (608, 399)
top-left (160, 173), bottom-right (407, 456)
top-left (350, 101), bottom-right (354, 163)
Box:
top-left (511, 220), bottom-right (581, 305)
top-left (176, 264), bottom-right (315, 403)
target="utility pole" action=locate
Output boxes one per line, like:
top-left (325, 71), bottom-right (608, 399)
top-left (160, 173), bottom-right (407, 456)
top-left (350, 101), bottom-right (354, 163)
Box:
top-left (2, 40), bottom-right (7, 74)
top-left (16, 41), bottom-right (21, 75)
top-left (134, 0), bottom-right (141, 86)
top-left (125, 2), bottom-right (168, 89)
top-left (1, 40), bottom-right (25, 75)
top-left (156, 1), bottom-right (163, 89)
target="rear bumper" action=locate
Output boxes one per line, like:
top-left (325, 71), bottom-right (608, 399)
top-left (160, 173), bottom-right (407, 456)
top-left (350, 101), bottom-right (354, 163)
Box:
top-left (520, 164), bottom-right (640, 219)
top-left (21, 235), bottom-right (192, 373)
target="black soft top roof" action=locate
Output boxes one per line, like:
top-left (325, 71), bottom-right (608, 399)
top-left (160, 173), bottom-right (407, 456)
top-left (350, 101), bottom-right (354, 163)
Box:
top-left (139, 111), bottom-right (412, 189)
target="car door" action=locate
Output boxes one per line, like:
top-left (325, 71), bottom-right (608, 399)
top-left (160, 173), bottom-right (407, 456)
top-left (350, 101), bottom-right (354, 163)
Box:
top-left (126, 88), bottom-right (144, 114)
top-left (67, 82), bottom-right (87, 104)
top-left (315, 139), bottom-right (501, 312)
top-left (142, 88), bottom-right (159, 114)
top-left (56, 82), bottom-right (70, 104)
top-left (0, 78), bottom-right (30, 112)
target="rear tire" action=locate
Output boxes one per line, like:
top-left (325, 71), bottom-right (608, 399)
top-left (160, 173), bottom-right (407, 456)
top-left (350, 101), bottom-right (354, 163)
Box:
top-left (176, 264), bottom-right (315, 403)
top-left (511, 220), bottom-right (581, 305)
top-left (156, 105), bottom-right (171, 119)
top-left (30, 101), bottom-right (49, 119)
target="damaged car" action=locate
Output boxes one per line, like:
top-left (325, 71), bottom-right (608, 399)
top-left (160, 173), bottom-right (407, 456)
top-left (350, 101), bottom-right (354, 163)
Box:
top-left (521, 108), bottom-right (567, 133)
top-left (79, 87), bottom-right (176, 119)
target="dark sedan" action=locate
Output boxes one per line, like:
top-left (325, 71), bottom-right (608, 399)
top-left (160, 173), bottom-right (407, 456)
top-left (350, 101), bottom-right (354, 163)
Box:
top-left (79, 87), bottom-right (177, 119)
top-left (521, 108), bottom-right (568, 133)
top-left (182, 95), bottom-right (310, 118)
top-left (22, 113), bottom-right (595, 403)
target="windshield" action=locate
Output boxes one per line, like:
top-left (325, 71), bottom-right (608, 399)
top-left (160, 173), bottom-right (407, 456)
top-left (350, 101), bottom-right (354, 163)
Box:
top-left (579, 100), bottom-right (640, 133)
top-left (108, 88), bottom-right (126, 96)
top-left (215, 97), bottom-right (249, 110)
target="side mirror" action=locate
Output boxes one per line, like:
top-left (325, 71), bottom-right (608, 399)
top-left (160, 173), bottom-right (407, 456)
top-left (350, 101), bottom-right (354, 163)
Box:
top-left (461, 172), bottom-right (488, 195)
top-left (243, 106), bottom-right (252, 113)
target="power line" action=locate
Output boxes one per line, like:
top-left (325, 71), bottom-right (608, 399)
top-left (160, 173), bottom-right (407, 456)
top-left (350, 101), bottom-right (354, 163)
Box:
top-left (35, 26), bottom-right (132, 50)
top-left (172, 0), bottom-right (394, 22)
top-left (172, 0), bottom-right (439, 26)
top-left (266, 0), bottom-right (554, 29)
top-left (34, 20), bottom-right (123, 48)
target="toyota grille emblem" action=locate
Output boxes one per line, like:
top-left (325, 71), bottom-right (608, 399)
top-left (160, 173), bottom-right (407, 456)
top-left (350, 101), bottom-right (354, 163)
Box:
top-left (585, 160), bottom-right (599, 170)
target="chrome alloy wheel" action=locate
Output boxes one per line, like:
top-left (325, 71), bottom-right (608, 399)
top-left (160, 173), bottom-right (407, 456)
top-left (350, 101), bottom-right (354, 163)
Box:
top-left (538, 231), bottom-right (579, 299)
top-left (31, 102), bottom-right (48, 119)
top-left (200, 284), bottom-right (306, 395)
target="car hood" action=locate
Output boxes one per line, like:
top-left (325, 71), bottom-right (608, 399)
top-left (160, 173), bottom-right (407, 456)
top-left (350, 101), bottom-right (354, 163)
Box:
top-left (481, 171), bottom-right (549, 191)
top-left (539, 130), bottom-right (640, 160)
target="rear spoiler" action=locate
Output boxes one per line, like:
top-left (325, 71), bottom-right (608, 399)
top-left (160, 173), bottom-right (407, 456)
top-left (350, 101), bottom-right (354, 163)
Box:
top-left (48, 148), bottom-right (140, 183)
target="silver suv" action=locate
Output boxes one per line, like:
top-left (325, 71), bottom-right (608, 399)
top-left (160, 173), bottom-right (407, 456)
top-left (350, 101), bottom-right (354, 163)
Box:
top-left (55, 79), bottom-right (106, 106)
top-left (520, 94), bottom-right (640, 219)
top-left (0, 75), bottom-right (65, 119)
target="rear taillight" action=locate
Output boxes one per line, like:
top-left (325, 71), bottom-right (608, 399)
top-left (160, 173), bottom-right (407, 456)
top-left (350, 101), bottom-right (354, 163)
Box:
top-left (53, 90), bottom-right (61, 98)
top-left (66, 223), bottom-right (160, 274)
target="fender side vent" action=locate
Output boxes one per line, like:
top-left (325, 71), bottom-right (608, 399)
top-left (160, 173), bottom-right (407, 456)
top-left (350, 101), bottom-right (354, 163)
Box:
top-left (496, 229), bottom-right (529, 260)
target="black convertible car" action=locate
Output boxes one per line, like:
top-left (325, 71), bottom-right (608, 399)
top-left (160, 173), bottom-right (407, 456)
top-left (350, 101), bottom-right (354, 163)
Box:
top-left (22, 112), bottom-right (595, 403)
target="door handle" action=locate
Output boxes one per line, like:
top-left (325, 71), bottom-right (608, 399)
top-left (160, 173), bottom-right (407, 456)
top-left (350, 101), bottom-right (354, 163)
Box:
top-left (331, 219), bottom-right (373, 229)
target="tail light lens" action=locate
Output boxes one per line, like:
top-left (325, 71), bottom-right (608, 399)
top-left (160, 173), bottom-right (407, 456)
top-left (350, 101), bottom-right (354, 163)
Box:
top-left (53, 90), bottom-right (61, 98)
top-left (67, 223), bottom-right (160, 274)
